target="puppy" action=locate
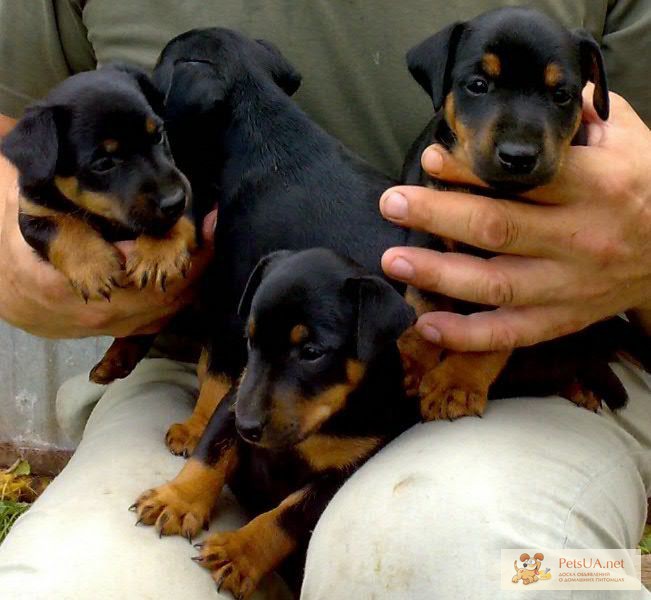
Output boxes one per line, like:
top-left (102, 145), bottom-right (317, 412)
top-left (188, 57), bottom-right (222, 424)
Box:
top-left (145, 28), bottom-right (409, 457)
top-left (400, 7), bottom-right (647, 420)
top-left (1, 65), bottom-right (196, 383)
top-left (139, 248), bottom-right (418, 598)
top-left (513, 553), bottom-right (545, 585)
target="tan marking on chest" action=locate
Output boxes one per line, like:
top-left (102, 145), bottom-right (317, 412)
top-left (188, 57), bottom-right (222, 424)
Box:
top-left (297, 434), bottom-right (380, 471)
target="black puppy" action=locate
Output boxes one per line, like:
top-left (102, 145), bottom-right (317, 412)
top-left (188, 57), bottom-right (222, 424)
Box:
top-left (399, 7), bottom-right (647, 421)
top-left (141, 248), bottom-right (418, 598)
top-left (143, 28), bottom-right (409, 457)
top-left (403, 6), bottom-right (607, 190)
top-left (1, 65), bottom-right (197, 382)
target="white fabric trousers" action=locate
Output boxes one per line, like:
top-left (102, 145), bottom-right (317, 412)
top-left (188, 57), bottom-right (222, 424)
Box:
top-left (0, 358), bottom-right (648, 600)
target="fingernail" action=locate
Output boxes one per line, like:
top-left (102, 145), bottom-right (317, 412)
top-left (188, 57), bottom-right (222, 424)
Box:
top-left (420, 324), bottom-right (442, 344)
top-left (386, 257), bottom-right (414, 280)
top-left (422, 146), bottom-right (443, 174)
top-left (381, 192), bottom-right (408, 220)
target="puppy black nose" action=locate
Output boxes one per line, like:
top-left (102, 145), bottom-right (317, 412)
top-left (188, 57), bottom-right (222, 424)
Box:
top-left (496, 143), bottom-right (539, 175)
top-left (236, 418), bottom-right (264, 443)
top-left (159, 188), bottom-right (186, 216)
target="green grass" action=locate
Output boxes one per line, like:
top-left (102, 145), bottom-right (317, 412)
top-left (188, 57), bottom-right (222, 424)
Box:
top-left (640, 525), bottom-right (651, 555)
top-left (0, 500), bottom-right (28, 544)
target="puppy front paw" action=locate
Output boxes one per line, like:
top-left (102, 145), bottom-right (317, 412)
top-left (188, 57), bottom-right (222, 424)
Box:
top-left (193, 530), bottom-right (265, 600)
top-left (65, 244), bottom-right (125, 302)
top-left (165, 417), bottom-right (206, 457)
top-left (419, 382), bottom-right (488, 421)
top-left (419, 367), bottom-right (488, 421)
top-left (132, 482), bottom-right (211, 541)
top-left (126, 218), bottom-right (196, 291)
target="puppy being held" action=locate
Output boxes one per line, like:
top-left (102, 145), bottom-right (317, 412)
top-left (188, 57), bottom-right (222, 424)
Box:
top-left (1, 65), bottom-right (197, 382)
top-left (399, 7), bottom-right (649, 420)
top-left (171, 248), bottom-right (416, 598)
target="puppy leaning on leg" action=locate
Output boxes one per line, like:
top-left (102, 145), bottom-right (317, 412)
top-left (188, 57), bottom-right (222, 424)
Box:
top-left (0, 65), bottom-right (197, 382)
top-left (181, 248), bottom-right (417, 598)
top-left (399, 7), bottom-right (647, 420)
top-left (144, 28), bottom-right (409, 458)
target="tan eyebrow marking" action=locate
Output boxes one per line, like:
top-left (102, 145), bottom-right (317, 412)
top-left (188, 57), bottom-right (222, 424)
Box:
top-left (145, 116), bottom-right (157, 134)
top-left (482, 53), bottom-right (501, 77)
top-left (290, 324), bottom-right (309, 345)
top-left (102, 139), bottom-right (119, 153)
top-left (544, 63), bottom-right (563, 87)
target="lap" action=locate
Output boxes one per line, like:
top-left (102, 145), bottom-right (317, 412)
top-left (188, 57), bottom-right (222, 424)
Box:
top-left (0, 359), bottom-right (287, 600)
top-left (1, 359), bottom-right (648, 600)
top-left (302, 362), bottom-right (651, 600)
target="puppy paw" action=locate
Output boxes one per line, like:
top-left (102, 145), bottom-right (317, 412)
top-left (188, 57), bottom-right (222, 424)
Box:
top-left (193, 531), bottom-right (264, 600)
top-left (65, 245), bottom-right (125, 302)
top-left (397, 326), bottom-right (443, 398)
top-left (562, 382), bottom-right (602, 412)
top-left (132, 482), bottom-right (210, 541)
top-left (165, 417), bottom-right (206, 457)
top-left (89, 357), bottom-right (130, 385)
top-left (126, 219), bottom-right (196, 292)
top-left (419, 369), bottom-right (488, 421)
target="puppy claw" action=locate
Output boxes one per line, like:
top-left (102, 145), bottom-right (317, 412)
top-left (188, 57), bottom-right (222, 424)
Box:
top-left (128, 503), bottom-right (137, 512)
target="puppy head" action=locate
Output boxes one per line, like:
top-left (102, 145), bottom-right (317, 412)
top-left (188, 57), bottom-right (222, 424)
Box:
top-left (407, 7), bottom-right (609, 191)
top-left (1, 65), bottom-right (189, 236)
top-left (153, 28), bottom-right (301, 125)
top-left (235, 248), bottom-right (415, 449)
top-left (519, 552), bottom-right (544, 569)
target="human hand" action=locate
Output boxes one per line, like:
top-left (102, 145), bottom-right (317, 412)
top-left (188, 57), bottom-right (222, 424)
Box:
top-left (381, 85), bottom-right (651, 351)
top-left (0, 154), bottom-right (216, 338)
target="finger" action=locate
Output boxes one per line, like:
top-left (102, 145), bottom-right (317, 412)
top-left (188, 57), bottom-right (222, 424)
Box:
top-left (202, 208), bottom-right (218, 245)
top-left (382, 248), bottom-right (570, 306)
top-left (421, 144), bottom-right (489, 189)
top-left (415, 304), bottom-right (591, 352)
top-left (380, 185), bottom-right (568, 257)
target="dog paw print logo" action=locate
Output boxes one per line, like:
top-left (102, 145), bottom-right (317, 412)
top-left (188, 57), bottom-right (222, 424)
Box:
top-left (512, 553), bottom-right (552, 585)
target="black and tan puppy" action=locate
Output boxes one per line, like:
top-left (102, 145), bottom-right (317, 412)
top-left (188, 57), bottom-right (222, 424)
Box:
top-left (138, 248), bottom-right (418, 598)
top-left (399, 7), bottom-right (646, 420)
top-left (1, 65), bottom-right (196, 382)
top-left (145, 28), bottom-right (408, 457)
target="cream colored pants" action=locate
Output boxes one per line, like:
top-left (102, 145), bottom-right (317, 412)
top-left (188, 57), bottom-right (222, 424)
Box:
top-left (0, 358), bottom-right (649, 599)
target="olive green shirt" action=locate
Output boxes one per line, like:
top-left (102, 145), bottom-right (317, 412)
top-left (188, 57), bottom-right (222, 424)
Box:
top-left (0, 0), bottom-right (649, 177)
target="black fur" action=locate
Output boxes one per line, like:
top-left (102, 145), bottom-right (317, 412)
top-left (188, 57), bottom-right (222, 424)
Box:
top-left (199, 249), bottom-right (418, 592)
top-left (153, 28), bottom-right (409, 381)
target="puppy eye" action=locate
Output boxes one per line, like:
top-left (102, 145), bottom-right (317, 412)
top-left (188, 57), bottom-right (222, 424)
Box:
top-left (466, 77), bottom-right (489, 95)
top-left (553, 88), bottom-right (572, 105)
top-left (91, 156), bottom-right (118, 174)
top-left (299, 344), bottom-right (325, 362)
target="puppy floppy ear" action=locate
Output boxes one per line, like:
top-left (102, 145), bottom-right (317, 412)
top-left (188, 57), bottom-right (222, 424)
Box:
top-left (1, 105), bottom-right (59, 189)
top-left (534, 553), bottom-right (544, 561)
top-left (255, 39), bottom-right (302, 96)
top-left (520, 553), bottom-right (531, 562)
top-left (109, 63), bottom-right (165, 116)
top-left (346, 276), bottom-right (416, 362)
top-left (238, 250), bottom-right (294, 319)
top-left (406, 22), bottom-right (465, 111)
top-left (573, 29), bottom-right (609, 121)
top-left (155, 61), bottom-right (228, 122)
